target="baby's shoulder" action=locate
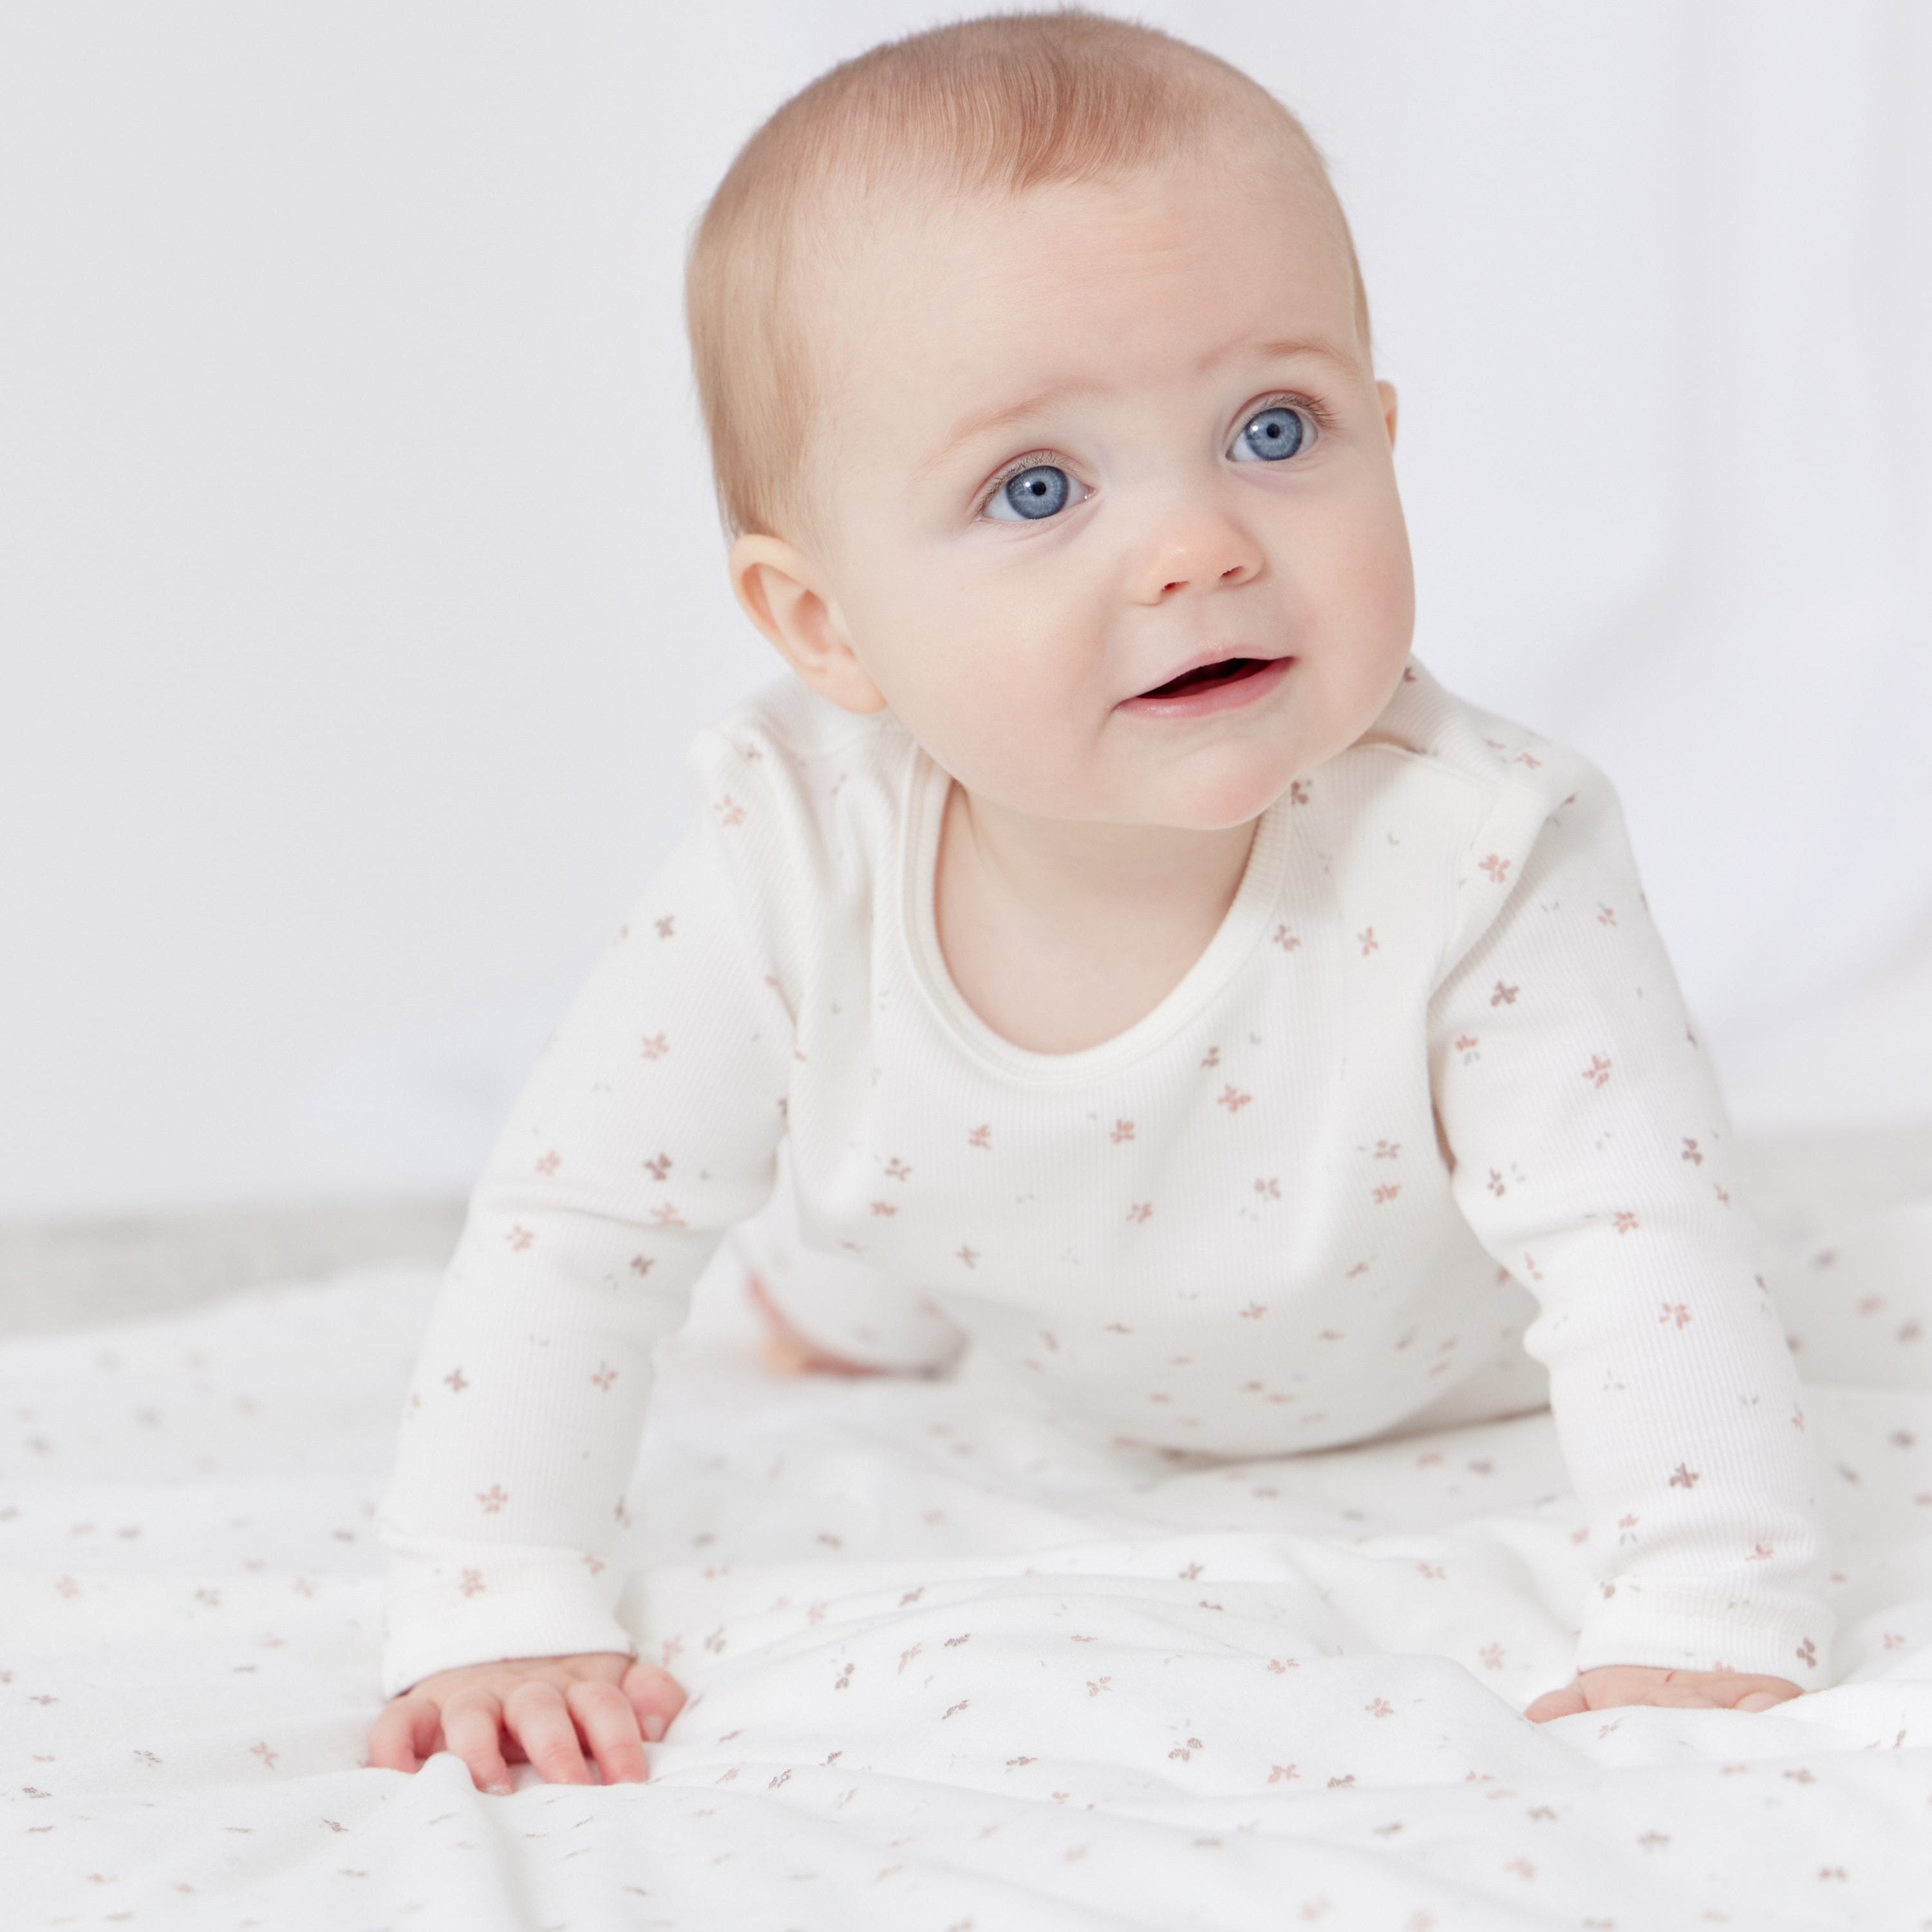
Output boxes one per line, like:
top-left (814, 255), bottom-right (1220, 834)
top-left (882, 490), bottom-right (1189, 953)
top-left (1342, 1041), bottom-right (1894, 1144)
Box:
top-left (681, 675), bottom-right (915, 880)
top-left (1333, 659), bottom-right (1608, 838)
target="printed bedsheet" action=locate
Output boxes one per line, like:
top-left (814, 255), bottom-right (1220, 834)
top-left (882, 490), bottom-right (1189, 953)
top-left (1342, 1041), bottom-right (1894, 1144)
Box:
top-left (5, 1196), bottom-right (1931, 1930)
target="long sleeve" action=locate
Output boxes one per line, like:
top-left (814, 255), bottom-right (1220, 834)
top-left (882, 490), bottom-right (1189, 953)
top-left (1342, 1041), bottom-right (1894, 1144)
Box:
top-left (1429, 757), bottom-right (1835, 1684)
top-left (371, 792), bottom-right (793, 1698)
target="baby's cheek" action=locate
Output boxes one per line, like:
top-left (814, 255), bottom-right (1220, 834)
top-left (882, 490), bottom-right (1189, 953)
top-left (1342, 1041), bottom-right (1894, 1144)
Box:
top-left (904, 650), bottom-right (1101, 810)
top-left (1315, 591), bottom-right (1416, 747)
top-left (854, 579), bottom-right (1031, 736)
top-left (1306, 486), bottom-right (1414, 657)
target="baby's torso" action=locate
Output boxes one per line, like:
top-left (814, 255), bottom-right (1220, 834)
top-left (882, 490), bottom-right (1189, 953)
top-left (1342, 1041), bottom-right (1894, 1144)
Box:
top-left (727, 679), bottom-right (1546, 1456)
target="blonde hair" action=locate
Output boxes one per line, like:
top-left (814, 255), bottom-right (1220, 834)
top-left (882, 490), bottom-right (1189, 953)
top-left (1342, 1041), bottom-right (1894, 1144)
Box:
top-left (686, 9), bottom-right (1371, 540)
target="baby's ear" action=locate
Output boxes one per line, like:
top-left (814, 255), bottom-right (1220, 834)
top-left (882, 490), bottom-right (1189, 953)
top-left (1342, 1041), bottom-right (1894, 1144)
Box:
top-left (1376, 380), bottom-right (1399, 451)
top-left (729, 534), bottom-right (888, 715)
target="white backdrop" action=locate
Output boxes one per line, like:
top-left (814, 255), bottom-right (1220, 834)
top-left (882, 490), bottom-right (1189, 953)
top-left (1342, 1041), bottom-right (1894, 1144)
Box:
top-left (3, 1), bottom-right (1927, 1220)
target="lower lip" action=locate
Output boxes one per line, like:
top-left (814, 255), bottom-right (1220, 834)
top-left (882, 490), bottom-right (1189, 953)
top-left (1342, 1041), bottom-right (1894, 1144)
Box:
top-left (1116, 655), bottom-right (1293, 721)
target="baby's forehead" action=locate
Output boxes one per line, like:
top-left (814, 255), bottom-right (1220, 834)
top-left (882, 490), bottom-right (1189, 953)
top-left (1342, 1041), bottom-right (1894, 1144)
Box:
top-left (801, 149), bottom-right (1364, 379)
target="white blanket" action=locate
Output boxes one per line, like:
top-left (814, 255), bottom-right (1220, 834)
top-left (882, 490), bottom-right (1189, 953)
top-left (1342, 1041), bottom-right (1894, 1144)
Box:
top-left (6, 1197), bottom-right (1931, 1929)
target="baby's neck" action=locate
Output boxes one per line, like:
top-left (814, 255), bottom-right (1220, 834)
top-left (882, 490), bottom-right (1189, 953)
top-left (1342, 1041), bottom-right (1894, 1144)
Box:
top-left (932, 783), bottom-right (1259, 1055)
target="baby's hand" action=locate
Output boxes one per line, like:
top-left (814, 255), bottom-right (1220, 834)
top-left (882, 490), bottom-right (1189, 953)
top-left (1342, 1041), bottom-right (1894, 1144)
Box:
top-left (1525, 1664), bottom-right (1803, 1721)
top-left (748, 1271), bottom-right (887, 1377)
top-left (366, 1651), bottom-right (687, 1793)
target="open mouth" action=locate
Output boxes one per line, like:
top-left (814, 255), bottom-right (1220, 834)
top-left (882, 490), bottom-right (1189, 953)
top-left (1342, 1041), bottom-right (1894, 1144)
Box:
top-left (1137, 655), bottom-right (1278, 700)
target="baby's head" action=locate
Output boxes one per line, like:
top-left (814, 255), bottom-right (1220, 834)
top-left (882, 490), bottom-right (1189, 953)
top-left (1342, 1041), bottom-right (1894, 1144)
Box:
top-left (688, 10), bottom-right (1413, 831)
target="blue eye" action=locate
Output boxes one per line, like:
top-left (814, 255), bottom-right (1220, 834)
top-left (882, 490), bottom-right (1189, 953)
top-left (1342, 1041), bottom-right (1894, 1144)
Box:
top-left (986, 463), bottom-right (1080, 521)
top-left (1233, 405), bottom-right (1310, 464)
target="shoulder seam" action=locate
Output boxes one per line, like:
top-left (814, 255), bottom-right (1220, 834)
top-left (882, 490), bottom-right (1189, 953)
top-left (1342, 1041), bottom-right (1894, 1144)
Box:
top-left (1349, 736), bottom-right (1495, 803)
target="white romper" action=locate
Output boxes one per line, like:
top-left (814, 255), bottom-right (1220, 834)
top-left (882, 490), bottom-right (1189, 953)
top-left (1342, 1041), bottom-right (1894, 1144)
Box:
top-left (373, 661), bottom-right (1834, 1699)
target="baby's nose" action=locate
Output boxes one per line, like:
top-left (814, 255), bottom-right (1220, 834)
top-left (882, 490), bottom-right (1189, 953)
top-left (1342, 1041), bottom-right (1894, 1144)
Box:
top-left (1128, 509), bottom-right (1263, 603)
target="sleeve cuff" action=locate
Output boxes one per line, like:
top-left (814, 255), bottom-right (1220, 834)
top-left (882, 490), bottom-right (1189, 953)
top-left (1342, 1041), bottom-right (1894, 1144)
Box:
top-left (1574, 1575), bottom-right (1835, 1683)
top-left (379, 1542), bottom-right (635, 1700)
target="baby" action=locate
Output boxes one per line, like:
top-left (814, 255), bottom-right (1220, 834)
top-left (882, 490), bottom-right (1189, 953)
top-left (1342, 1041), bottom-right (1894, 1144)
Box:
top-left (367, 11), bottom-right (1830, 1795)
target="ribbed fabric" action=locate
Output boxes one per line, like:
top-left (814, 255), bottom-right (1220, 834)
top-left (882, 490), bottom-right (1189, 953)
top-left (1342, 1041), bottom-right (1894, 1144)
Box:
top-left (372, 661), bottom-right (1833, 1698)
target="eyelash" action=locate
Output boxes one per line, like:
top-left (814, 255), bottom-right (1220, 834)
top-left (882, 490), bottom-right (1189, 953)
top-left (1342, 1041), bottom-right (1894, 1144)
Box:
top-left (978, 447), bottom-right (1068, 518)
top-left (975, 390), bottom-right (1336, 517)
top-left (1254, 389), bottom-right (1338, 436)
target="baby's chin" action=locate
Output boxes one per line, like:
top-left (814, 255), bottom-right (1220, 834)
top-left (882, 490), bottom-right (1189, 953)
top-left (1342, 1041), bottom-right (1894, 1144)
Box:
top-left (1098, 660), bottom-right (1409, 828)
top-left (956, 751), bottom-right (1310, 834)
top-left (1133, 765), bottom-right (1311, 832)
top-left (1118, 728), bottom-right (1341, 829)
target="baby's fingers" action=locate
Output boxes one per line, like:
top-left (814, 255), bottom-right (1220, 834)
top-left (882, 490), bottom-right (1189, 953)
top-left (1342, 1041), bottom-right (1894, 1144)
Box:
top-left (566, 1678), bottom-right (652, 1784)
top-left (440, 1690), bottom-right (516, 1795)
top-left (503, 1680), bottom-right (596, 1785)
top-left (367, 1693), bottom-right (444, 1772)
top-left (619, 1660), bottom-right (688, 1743)
top-left (1640, 1682), bottom-right (1736, 1709)
top-left (1721, 1676), bottom-right (1803, 1712)
top-left (1524, 1680), bottom-right (1593, 1721)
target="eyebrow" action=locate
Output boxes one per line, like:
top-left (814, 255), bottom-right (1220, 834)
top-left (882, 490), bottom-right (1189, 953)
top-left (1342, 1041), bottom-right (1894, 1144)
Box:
top-left (917, 381), bottom-right (1107, 478)
top-left (921, 335), bottom-right (1359, 478)
top-left (1232, 337), bottom-right (1360, 378)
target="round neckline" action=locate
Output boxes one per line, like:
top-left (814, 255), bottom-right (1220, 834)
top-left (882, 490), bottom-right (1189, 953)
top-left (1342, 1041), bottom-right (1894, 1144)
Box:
top-left (899, 749), bottom-right (1293, 1085)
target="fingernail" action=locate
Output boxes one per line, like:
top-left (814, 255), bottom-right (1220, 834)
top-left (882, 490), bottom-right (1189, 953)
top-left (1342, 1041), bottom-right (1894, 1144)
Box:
top-left (643, 1713), bottom-right (666, 1742)
top-left (487, 1779), bottom-right (514, 1796)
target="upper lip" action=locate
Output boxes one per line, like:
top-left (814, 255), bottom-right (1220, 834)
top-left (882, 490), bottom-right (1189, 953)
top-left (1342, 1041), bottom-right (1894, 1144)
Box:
top-left (1127, 646), bottom-right (1289, 701)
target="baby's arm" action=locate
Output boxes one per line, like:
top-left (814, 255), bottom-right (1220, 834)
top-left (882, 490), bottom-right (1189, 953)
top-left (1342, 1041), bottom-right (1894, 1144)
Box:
top-left (1430, 754), bottom-right (1832, 1707)
top-left (370, 753), bottom-right (794, 1784)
